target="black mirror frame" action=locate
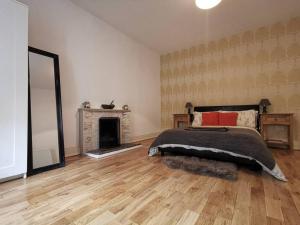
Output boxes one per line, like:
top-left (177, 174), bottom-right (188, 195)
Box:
top-left (27, 46), bottom-right (65, 176)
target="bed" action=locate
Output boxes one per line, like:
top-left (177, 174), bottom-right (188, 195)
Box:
top-left (149, 104), bottom-right (286, 181)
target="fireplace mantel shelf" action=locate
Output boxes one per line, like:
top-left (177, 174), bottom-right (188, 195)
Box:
top-left (79, 108), bottom-right (131, 113)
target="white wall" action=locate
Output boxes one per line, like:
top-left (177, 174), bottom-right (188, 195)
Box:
top-left (20, 0), bottom-right (161, 156)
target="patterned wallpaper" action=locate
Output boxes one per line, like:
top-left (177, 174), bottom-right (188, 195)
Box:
top-left (160, 17), bottom-right (300, 149)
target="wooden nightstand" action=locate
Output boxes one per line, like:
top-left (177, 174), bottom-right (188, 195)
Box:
top-left (173, 114), bottom-right (191, 128)
top-left (260, 113), bottom-right (293, 150)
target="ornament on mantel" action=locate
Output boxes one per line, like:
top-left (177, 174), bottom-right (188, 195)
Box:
top-left (101, 100), bottom-right (115, 109)
top-left (82, 101), bottom-right (90, 109)
top-left (122, 104), bottom-right (129, 110)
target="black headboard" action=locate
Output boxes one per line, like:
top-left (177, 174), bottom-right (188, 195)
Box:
top-left (194, 104), bottom-right (259, 112)
top-left (193, 104), bottom-right (260, 130)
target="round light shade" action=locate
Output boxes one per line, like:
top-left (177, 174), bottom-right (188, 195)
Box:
top-left (195, 0), bottom-right (222, 10)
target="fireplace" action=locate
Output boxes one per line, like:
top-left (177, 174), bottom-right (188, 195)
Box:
top-left (99, 117), bottom-right (120, 148)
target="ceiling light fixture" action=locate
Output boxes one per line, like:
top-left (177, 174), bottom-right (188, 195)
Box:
top-left (195, 0), bottom-right (222, 10)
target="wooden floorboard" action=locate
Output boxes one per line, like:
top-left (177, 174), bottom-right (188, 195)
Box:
top-left (0, 139), bottom-right (300, 225)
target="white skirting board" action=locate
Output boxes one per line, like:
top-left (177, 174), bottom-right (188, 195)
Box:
top-left (85, 145), bottom-right (142, 159)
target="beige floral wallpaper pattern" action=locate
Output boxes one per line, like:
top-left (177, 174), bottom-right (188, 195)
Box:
top-left (160, 17), bottom-right (300, 149)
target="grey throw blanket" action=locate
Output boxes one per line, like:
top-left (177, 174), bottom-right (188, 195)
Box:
top-left (149, 127), bottom-right (286, 181)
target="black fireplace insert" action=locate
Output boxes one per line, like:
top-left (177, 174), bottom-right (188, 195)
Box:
top-left (99, 117), bottom-right (120, 148)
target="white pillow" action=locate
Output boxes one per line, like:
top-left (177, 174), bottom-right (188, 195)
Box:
top-left (237, 110), bottom-right (257, 128)
top-left (192, 112), bottom-right (202, 127)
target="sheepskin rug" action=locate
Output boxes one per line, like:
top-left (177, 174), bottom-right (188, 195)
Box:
top-left (162, 155), bottom-right (238, 180)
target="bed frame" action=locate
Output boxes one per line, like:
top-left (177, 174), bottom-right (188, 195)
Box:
top-left (193, 104), bottom-right (260, 131)
top-left (159, 104), bottom-right (262, 170)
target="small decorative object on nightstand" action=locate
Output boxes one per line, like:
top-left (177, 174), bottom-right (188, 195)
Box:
top-left (173, 114), bottom-right (191, 128)
top-left (260, 113), bottom-right (293, 150)
top-left (259, 98), bottom-right (271, 113)
top-left (185, 102), bottom-right (193, 114)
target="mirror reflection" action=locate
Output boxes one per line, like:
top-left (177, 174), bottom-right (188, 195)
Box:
top-left (29, 52), bottom-right (60, 169)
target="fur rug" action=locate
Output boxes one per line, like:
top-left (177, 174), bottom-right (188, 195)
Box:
top-left (162, 155), bottom-right (238, 180)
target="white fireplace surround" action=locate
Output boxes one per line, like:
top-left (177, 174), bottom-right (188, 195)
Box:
top-left (79, 108), bottom-right (131, 154)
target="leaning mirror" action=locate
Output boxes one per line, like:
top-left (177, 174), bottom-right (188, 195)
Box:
top-left (28, 47), bottom-right (65, 175)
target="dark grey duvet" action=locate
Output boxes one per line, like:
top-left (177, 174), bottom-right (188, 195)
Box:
top-left (149, 127), bottom-right (286, 181)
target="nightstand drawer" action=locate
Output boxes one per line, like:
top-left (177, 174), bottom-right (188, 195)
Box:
top-left (173, 114), bottom-right (190, 128)
top-left (175, 116), bottom-right (189, 121)
top-left (262, 115), bottom-right (290, 124)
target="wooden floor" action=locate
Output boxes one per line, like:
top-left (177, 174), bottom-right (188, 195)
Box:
top-left (1, 139), bottom-right (300, 225)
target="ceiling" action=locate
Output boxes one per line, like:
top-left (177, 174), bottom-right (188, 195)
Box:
top-left (71, 0), bottom-right (300, 53)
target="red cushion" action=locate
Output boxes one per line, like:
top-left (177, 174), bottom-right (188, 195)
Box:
top-left (219, 112), bottom-right (238, 126)
top-left (202, 112), bottom-right (219, 126)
